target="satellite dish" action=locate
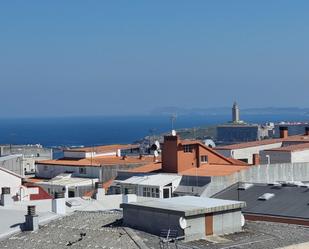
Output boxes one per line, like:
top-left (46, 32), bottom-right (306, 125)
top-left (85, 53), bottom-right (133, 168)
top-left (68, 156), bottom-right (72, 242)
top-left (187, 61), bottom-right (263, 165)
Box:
top-left (154, 150), bottom-right (159, 158)
top-left (172, 130), bottom-right (177, 136)
top-left (241, 214), bottom-right (245, 227)
top-left (204, 139), bottom-right (216, 148)
top-left (179, 217), bottom-right (187, 229)
top-left (154, 140), bottom-right (160, 150)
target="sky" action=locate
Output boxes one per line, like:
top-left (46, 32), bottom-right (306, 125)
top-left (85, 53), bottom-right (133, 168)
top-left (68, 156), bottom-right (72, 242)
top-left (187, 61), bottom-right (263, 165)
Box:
top-left (0, 1), bottom-right (309, 117)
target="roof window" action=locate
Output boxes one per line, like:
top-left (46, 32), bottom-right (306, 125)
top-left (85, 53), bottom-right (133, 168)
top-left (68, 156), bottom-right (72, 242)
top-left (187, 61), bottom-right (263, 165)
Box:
top-left (258, 193), bottom-right (275, 201)
top-left (237, 183), bottom-right (253, 190)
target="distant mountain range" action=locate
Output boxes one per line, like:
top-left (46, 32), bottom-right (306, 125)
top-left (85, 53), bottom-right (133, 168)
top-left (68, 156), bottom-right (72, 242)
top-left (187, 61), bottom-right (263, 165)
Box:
top-left (150, 107), bottom-right (309, 116)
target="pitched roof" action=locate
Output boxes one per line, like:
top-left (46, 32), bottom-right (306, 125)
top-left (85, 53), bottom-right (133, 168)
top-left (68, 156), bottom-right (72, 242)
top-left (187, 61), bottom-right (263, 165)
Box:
top-left (215, 135), bottom-right (309, 150)
top-left (180, 140), bottom-right (241, 165)
top-left (128, 162), bottom-right (162, 173)
top-left (0, 166), bottom-right (23, 179)
top-left (179, 164), bottom-right (248, 177)
top-left (264, 143), bottom-right (309, 152)
top-left (215, 138), bottom-right (284, 150)
top-left (65, 144), bottom-right (139, 153)
top-left (37, 155), bottom-right (155, 167)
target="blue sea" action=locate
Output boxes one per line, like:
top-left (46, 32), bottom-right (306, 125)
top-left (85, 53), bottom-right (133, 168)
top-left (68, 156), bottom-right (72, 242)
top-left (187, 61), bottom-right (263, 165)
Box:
top-left (0, 114), bottom-right (308, 147)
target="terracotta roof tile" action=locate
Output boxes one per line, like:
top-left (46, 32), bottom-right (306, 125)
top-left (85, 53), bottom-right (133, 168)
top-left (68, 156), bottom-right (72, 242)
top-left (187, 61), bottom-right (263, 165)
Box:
top-left (128, 162), bottom-right (162, 173)
top-left (36, 155), bottom-right (156, 167)
top-left (264, 143), bottom-right (309, 152)
top-left (180, 139), bottom-right (240, 165)
top-left (179, 164), bottom-right (249, 177)
top-left (65, 144), bottom-right (139, 153)
top-left (215, 135), bottom-right (309, 150)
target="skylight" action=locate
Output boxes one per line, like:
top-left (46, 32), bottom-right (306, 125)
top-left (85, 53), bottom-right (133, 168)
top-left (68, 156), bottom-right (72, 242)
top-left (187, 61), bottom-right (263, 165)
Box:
top-left (258, 193), bottom-right (275, 201)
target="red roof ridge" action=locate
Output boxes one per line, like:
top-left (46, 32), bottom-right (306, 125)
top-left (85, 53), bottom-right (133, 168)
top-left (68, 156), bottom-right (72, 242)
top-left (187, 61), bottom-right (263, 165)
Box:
top-left (181, 139), bottom-right (246, 166)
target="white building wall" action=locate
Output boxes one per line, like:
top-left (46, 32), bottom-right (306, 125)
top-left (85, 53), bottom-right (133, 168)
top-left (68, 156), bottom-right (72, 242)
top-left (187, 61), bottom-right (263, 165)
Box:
top-left (260, 151), bottom-right (292, 164)
top-left (36, 164), bottom-right (101, 179)
top-left (0, 169), bottom-right (22, 197)
top-left (185, 215), bottom-right (206, 241)
top-left (291, 150), bottom-right (309, 163)
top-left (64, 151), bottom-right (117, 159)
top-left (63, 151), bottom-right (87, 158)
top-left (216, 142), bottom-right (283, 164)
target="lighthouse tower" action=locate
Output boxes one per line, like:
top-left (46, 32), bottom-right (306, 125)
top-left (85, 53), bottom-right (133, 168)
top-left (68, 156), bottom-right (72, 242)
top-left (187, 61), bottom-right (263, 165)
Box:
top-left (232, 102), bottom-right (240, 123)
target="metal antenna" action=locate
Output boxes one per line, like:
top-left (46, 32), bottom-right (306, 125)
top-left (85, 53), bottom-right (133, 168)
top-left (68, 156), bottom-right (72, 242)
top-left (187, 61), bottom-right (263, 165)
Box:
top-left (170, 113), bottom-right (177, 130)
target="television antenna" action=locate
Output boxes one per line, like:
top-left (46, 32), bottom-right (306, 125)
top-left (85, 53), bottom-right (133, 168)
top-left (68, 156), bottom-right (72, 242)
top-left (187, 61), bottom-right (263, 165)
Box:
top-left (170, 113), bottom-right (177, 130)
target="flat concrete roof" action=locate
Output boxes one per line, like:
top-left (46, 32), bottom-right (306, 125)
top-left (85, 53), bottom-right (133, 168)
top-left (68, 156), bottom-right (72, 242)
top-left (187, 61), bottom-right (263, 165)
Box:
top-left (121, 196), bottom-right (245, 216)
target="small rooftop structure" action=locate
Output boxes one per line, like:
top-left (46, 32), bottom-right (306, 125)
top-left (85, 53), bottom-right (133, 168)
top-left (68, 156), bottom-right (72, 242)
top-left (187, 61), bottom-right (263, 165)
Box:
top-left (121, 196), bottom-right (245, 241)
top-left (35, 174), bottom-right (98, 198)
top-left (112, 172), bottom-right (181, 198)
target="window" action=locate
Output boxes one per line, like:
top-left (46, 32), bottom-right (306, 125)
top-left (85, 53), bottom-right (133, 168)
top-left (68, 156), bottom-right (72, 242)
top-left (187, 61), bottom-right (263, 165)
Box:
top-left (200, 155), bottom-right (208, 163)
top-left (79, 167), bottom-right (87, 174)
top-left (143, 187), bottom-right (151, 197)
top-left (143, 187), bottom-right (159, 198)
top-left (184, 145), bottom-right (193, 153)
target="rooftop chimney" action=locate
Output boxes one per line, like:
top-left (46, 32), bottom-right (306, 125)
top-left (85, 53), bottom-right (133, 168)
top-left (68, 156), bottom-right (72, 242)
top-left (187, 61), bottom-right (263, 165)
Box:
top-left (279, 126), bottom-right (288, 139)
top-left (161, 135), bottom-right (179, 173)
top-left (1, 187), bottom-right (13, 206)
top-left (95, 182), bottom-right (105, 200)
top-left (52, 191), bottom-right (66, 215)
top-left (305, 127), bottom-right (309, 136)
top-left (24, 205), bottom-right (39, 231)
top-left (252, 154), bottom-right (260, 165)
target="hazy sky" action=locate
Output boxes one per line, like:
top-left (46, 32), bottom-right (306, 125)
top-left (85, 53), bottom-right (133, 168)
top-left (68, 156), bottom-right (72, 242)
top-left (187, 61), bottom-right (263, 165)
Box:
top-left (1, 1), bottom-right (309, 117)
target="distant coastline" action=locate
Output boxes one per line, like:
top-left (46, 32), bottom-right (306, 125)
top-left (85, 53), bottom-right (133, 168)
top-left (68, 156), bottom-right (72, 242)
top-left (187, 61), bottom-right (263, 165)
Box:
top-left (0, 113), bottom-right (308, 147)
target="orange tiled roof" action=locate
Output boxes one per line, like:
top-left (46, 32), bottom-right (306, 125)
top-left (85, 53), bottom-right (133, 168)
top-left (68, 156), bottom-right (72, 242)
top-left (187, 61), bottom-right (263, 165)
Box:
top-left (37, 155), bottom-right (156, 167)
top-left (65, 144), bottom-right (139, 153)
top-left (180, 139), bottom-right (240, 165)
top-left (264, 143), bottom-right (309, 152)
top-left (215, 135), bottom-right (309, 150)
top-left (179, 164), bottom-right (248, 177)
top-left (128, 162), bottom-right (162, 173)
top-left (215, 138), bottom-right (284, 150)
top-left (25, 177), bottom-right (48, 183)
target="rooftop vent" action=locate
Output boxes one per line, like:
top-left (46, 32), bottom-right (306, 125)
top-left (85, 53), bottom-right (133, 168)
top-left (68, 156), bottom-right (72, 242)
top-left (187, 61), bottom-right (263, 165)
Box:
top-left (281, 181), bottom-right (303, 187)
top-left (268, 182), bottom-right (282, 188)
top-left (238, 183), bottom-right (253, 190)
top-left (258, 193), bottom-right (275, 201)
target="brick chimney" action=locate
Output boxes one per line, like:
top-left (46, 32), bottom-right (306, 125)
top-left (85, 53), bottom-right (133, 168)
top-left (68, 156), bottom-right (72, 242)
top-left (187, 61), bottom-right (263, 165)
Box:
top-left (252, 154), bottom-right (260, 165)
top-left (279, 126), bottom-right (288, 139)
top-left (305, 127), bottom-right (309, 136)
top-left (162, 135), bottom-right (179, 173)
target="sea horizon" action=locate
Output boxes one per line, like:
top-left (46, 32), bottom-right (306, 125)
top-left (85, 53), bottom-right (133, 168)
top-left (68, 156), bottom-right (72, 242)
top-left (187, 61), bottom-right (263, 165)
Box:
top-left (0, 113), bottom-right (308, 147)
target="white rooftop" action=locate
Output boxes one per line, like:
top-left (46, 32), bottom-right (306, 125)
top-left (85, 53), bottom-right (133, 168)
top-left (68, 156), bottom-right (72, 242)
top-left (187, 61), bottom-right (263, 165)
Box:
top-left (121, 196), bottom-right (246, 216)
top-left (116, 173), bottom-right (181, 187)
top-left (38, 174), bottom-right (98, 187)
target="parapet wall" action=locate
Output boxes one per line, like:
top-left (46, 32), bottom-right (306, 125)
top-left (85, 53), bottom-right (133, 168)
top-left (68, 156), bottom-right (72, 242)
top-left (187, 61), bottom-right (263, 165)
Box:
top-left (204, 162), bottom-right (309, 197)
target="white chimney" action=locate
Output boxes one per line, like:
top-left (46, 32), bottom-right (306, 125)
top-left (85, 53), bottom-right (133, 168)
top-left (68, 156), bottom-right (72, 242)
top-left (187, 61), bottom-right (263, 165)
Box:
top-left (0, 187), bottom-right (13, 206)
top-left (52, 192), bottom-right (66, 215)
